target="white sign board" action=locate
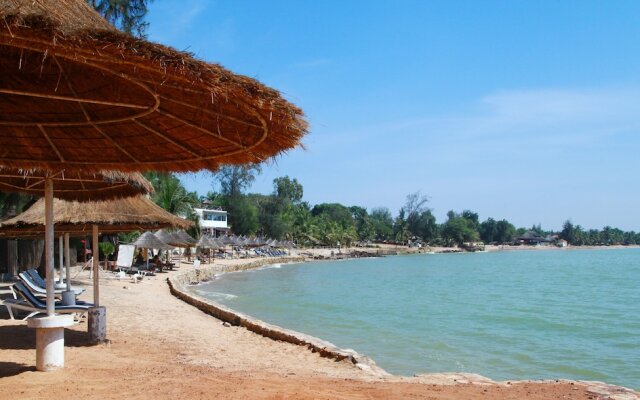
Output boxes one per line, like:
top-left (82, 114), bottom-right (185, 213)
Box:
top-left (117, 244), bottom-right (136, 268)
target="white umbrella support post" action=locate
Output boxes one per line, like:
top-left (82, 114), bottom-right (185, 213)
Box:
top-left (61, 233), bottom-right (75, 305)
top-left (58, 236), bottom-right (63, 285)
top-left (28, 176), bottom-right (74, 371)
top-left (88, 224), bottom-right (106, 343)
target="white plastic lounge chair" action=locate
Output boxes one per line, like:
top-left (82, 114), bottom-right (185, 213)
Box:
top-left (2, 281), bottom-right (93, 321)
top-left (20, 270), bottom-right (85, 297)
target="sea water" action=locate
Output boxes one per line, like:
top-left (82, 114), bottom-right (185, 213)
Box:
top-left (192, 248), bottom-right (640, 389)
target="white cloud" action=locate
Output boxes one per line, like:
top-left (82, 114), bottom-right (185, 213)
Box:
top-left (333, 86), bottom-right (640, 159)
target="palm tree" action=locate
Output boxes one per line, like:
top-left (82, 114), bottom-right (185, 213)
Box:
top-left (146, 173), bottom-right (196, 216)
top-left (145, 172), bottom-right (200, 237)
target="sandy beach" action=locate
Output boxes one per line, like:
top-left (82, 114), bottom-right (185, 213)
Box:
top-left (1, 252), bottom-right (638, 399)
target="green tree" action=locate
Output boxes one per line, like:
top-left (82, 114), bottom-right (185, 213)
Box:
top-left (350, 206), bottom-right (374, 241)
top-left (273, 176), bottom-right (303, 204)
top-left (214, 165), bottom-right (262, 199)
top-left (480, 218), bottom-right (498, 243)
top-left (89, 0), bottom-right (153, 37)
top-left (311, 203), bottom-right (354, 229)
top-left (144, 172), bottom-right (199, 237)
top-left (461, 210), bottom-right (480, 232)
top-left (212, 165), bottom-right (262, 235)
top-left (145, 172), bottom-right (198, 216)
top-left (229, 197), bottom-right (259, 235)
top-left (402, 192), bottom-right (430, 237)
top-left (393, 208), bottom-right (410, 244)
top-left (495, 219), bottom-right (516, 244)
top-left (370, 207), bottom-right (394, 241)
top-left (441, 211), bottom-right (479, 246)
top-left (415, 210), bottom-right (438, 243)
top-left (560, 220), bottom-right (576, 244)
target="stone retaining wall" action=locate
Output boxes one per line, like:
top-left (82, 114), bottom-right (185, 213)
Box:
top-left (167, 257), bottom-right (389, 377)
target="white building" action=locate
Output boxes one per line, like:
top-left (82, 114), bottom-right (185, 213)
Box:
top-left (194, 207), bottom-right (229, 236)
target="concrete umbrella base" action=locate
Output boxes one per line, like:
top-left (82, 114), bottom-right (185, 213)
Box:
top-left (88, 306), bottom-right (107, 343)
top-left (27, 314), bottom-right (75, 371)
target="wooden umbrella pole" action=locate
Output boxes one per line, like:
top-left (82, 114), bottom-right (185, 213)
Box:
top-left (44, 176), bottom-right (55, 317)
top-left (58, 235), bottom-right (64, 284)
top-left (64, 233), bottom-right (71, 292)
top-left (92, 224), bottom-right (99, 307)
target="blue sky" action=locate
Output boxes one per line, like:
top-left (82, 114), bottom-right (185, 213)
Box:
top-left (147, 1), bottom-right (640, 231)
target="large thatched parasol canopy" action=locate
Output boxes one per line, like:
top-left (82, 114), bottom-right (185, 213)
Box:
top-left (0, 195), bottom-right (191, 237)
top-left (0, 0), bottom-right (308, 173)
top-left (0, 167), bottom-right (152, 201)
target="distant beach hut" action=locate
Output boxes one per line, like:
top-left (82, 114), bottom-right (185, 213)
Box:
top-left (1, 0), bottom-right (306, 370)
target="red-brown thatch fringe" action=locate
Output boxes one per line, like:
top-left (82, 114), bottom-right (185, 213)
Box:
top-left (0, 167), bottom-right (153, 201)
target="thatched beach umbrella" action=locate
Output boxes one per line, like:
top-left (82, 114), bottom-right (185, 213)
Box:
top-left (134, 231), bottom-right (172, 251)
top-left (0, 194), bottom-right (191, 298)
top-left (0, 168), bottom-right (151, 370)
top-left (0, 169), bottom-right (151, 309)
top-left (175, 230), bottom-right (197, 246)
top-left (154, 229), bottom-right (185, 267)
top-left (0, 0), bottom-right (307, 173)
top-left (134, 231), bottom-right (172, 270)
top-left (196, 235), bottom-right (219, 264)
top-left (0, 0), bottom-right (306, 371)
top-left (154, 229), bottom-right (182, 247)
top-left (0, 195), bottom-right (191, 237)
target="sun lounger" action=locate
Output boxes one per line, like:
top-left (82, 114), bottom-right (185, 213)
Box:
top-left (19, 271), bottom-right (85, 297)
top-left (3, 281), bottom-right (93, 321)
top-left (26, 268), bottom-right (86, 294)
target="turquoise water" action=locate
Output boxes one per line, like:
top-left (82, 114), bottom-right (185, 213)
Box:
top-left (192, 249), bottom-right (640, 389)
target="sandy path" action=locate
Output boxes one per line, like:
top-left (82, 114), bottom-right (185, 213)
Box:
top-left (0, 258), bottom-right (636, 399)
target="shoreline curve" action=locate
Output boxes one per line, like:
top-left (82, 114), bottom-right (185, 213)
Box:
top-left (167, 256), bottom-right (390, 377)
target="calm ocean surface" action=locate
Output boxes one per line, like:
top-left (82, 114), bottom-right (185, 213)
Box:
top-left (192, 248), bottom-right (640, 389)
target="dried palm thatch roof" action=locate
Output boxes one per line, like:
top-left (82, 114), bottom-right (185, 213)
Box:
top-left (0, 167), bottom-right (152, 201)
top-left (0, 195), bottom-right (191, 237)
top-left (154, 229), bottom-right (180, 246)
top-left (0, 0), bottom-right (307, 173)
top-left (175, 229), bottom-right (196, 245)
top-left (134, 231), bottom-right (171, 250)
top-left (196, 235), bottom-right (216, 249)
top-left (156, 229), bottom-right (196, 248)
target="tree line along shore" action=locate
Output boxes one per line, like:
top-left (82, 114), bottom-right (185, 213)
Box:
top-left (2, 166), bottom-right (638, 252)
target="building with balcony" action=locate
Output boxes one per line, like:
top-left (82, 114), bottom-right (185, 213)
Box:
top-left (194, 207), bottom-right (229, 236)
